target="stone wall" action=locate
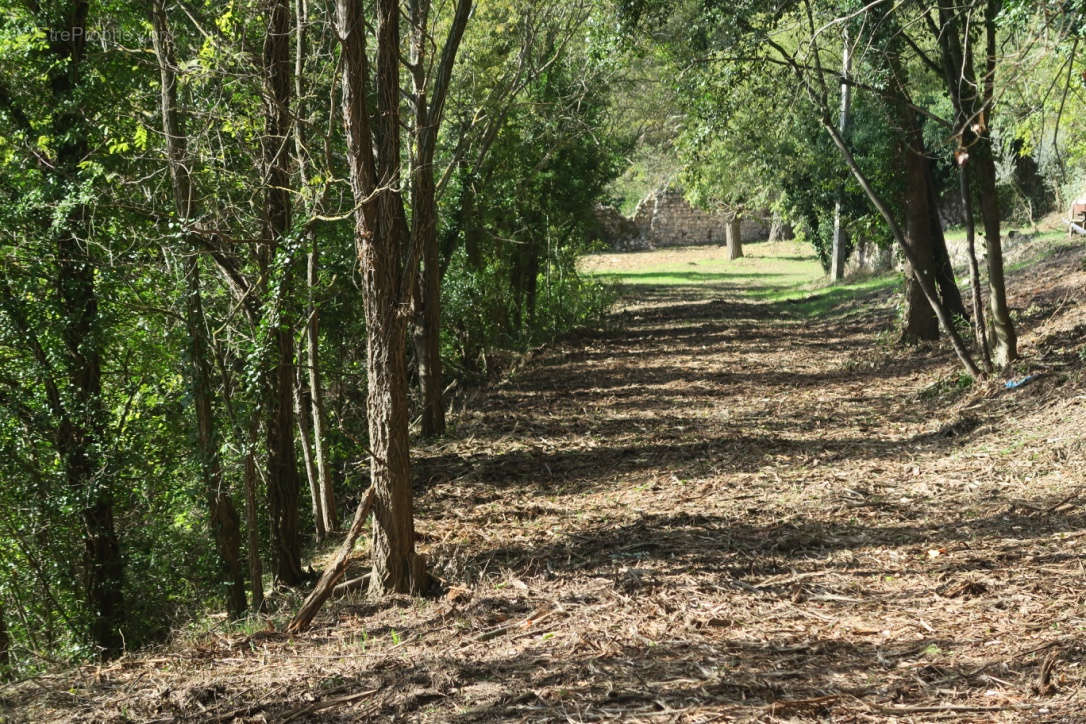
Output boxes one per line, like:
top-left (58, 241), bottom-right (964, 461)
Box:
top-left (594, 187), bottom-right (769, 250)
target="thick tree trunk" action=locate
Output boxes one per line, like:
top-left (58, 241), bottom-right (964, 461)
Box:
top-left (900, 166), bottom-right (940, 344)
top-left (768, 214), bottom-right (784, 242)
top-left (262, 0), bottom-right (303, 586)
top-left (150, 0), bottom-right (247, 617)
top-left (820, 119), bottom-right (980, 377)
top-left (920, 157), bottom-right (968, 322)
top-left (46, 0), bottom-right (126, 657)
top-left (725, 218), bottom-right (743, 260)
top-left (900, 127), bottom-right (939, 343)
top-left (337, 0), bottom-right (427, 597)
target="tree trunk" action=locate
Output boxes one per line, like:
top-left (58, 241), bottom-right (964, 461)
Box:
top-left (820, 119), bottom-right (980, 377)
top-left (186, 257), bottom-right (247, 616)
top-left (243, 416), bottom-right (265, 612)
top-left (293, 0), bottom-right (338, 535)
top-left (0, 604), bottom-right (9, 680)
top-left (960, 165), bottom-right (994, 370)
top-left (150, 0), bottom-right (247, 617)
top-left (725, 218), bottom-right (743, 260)
top-left (768, 213), bottom-right (783, 242)
top-left (45, 0), bottom-right (126, 657)
top-left (974, 137), bottom-right (1017, 367)
top-left (336, 0), bottom-right (427, 597)
top-left (408, 0), bottom-right (472, 438)
top-left (936, 0), bottom-right (1016, 367)
top-left (926, 164), bottom-right (968, 321)
top-left (262, 0), bottom-right (303, 586)
top-left (287, 486), bottom-right (374, 634)
top-left (893, 62), bottom-right (944, 344)
top-left (306, 241), bottom-right (338, 533)
top-left (830, 24), bottom-right (852, 283)
top-left (294, 371), bottom-right (326, 542)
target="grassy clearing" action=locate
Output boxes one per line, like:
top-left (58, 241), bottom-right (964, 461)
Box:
top-left (581, 239), bottom-right (903, 317)
top-left (580, 240), bottom-right (823, 290)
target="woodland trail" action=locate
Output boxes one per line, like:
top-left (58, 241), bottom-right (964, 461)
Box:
top-left (14, 240), bottom-right (1086, 722)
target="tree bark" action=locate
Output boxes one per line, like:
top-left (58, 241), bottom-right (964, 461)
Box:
top-left (973, 137), bottom-right (1017, 367)
top-left (243, 417), bottom-right (266, 612)
top-left (287, 487), bottom-right (374, 634)
top-left (294, 372), bottom-right (326, 542)
top-left (43, 0), bottom-right (126, 657)
top-left (899, 110), bottom-right (940, 343)
top-left (409, 0), bottom-right (472, 438)
top-left (926, 161), bottom-right (968, 321)
top-left (830, 24), bottom-right (852, 283)
top-left (150, 0), bottom-right (247, 617)
top-left (960, 165), bottom-right (994, 370)
top-left (820, 119), bottom-right (981, 377)
top-left (262, 0), bottom-right (303, 586)
top-left (292, 0), bottom-right (338, 534)
top-left (936, 0), bottom-right (1016, 367)
top-left (725, 217), bottom-right (743, 260)
top-left (306, 245), bottom-right (337, 533)
top-left (0, 602), bottom-right (10, 680)
top-left (337, 0), bottom-right (427, 596)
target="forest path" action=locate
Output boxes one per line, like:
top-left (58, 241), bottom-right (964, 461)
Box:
top-left (18, 239), bottom-right (1086, 722)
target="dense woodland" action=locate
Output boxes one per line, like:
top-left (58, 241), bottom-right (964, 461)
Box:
top-left (1, 0), bottom-right (1086, 703)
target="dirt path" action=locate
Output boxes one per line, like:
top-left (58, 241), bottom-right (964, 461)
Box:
top-left (12, 241), bottom-right (1086, 722)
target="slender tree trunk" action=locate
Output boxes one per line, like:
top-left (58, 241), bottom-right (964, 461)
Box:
top-left (243, 417), bottom-right (265, 611)
top-left (262, 0), bottom-right (303, 586)
top-left (336, 0), bottom-right (427, 596)
top-left (150, 0), bottom-right (247, 617)
top-left (287, 486), bottom-right (374, 634)
top-left (0, 602), bottom-right (10, 680)
top-left (306, 246), bottom-right (337, 532)
top-left (186, 257), bottom-right (248, 616)
top-left (960, 165), bottom-right (994, 370)
top-left (294, 370), bottom-right (326, 542)
top-left (725, 217), bottom-right (743, 260)
top-left (409, 0), bottom-right (443, 438)
top-left (974, 138), bottom-right (1017, 367)
top-left (293, 0), bottom-right (337, 533)
top-left (408, 0), bottom-right (472, 437)
top-left (830, 24), bottom-right (852, 283)
top-left (936, 0), bottom-right (1016, 367)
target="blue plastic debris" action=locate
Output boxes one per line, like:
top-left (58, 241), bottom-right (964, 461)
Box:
top-left (1005, 375), bottom-right (1038, 390)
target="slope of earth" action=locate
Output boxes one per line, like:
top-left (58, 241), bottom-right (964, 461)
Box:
top-left (8, 239), bottom-right (1086, 723)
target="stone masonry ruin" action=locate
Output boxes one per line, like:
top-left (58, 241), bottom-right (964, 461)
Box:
top-left (595, 187), bottom-right (769, 251)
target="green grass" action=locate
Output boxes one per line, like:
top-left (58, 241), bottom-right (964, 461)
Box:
top-left (585, 242), bottom-right (823, 291)
top-left (755, 274), bottom-right (902, 318)
top-left (582, 240), bottom-right (902, 318)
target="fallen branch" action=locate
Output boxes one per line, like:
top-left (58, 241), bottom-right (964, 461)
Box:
top-left (281, 688), bottom-right (379, 722)
top-left (333, 574), bottom-right (371, 597)
top-left (287, 486), bottom-right (375, 634)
